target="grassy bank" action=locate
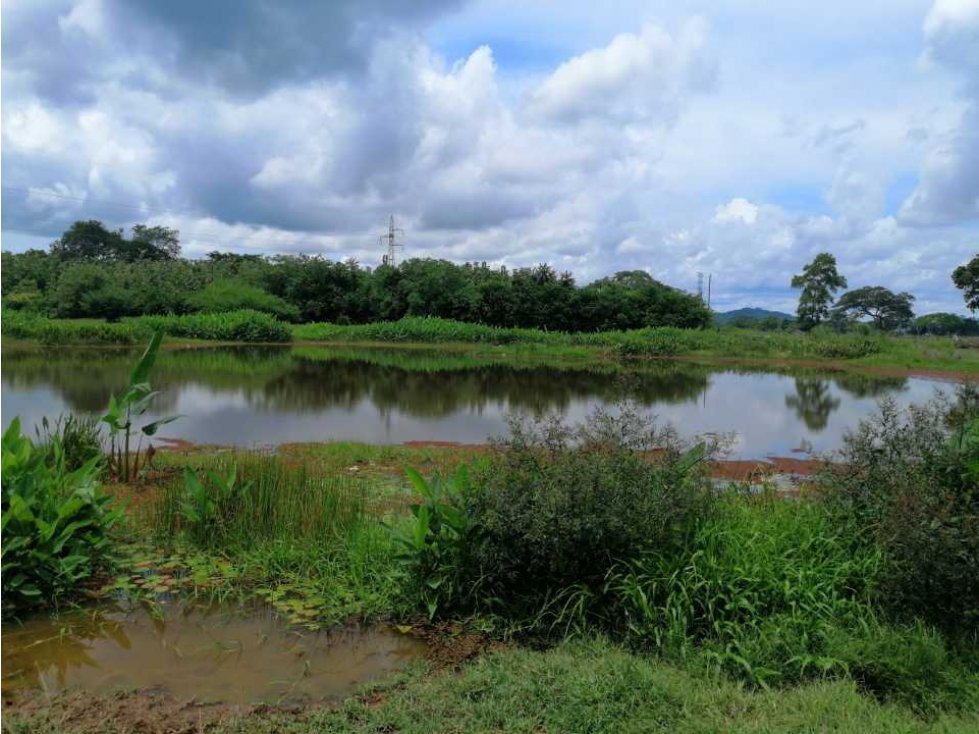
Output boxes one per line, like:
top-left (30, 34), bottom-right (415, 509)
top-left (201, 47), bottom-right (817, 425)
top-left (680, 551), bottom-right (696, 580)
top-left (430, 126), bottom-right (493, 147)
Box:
top-left (1, 309), bottom-right (290, 344)
top-left (295, 317), bottom-right (979, 373)
top-left (6, 312), bottom-right (974, 373)
top-left (11, 639), bottom-right (979, 734)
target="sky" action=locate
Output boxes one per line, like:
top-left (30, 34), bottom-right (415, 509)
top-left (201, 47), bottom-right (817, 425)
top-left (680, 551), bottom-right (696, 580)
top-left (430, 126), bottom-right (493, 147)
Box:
top-left (2, 0), bottom-right (978, 313)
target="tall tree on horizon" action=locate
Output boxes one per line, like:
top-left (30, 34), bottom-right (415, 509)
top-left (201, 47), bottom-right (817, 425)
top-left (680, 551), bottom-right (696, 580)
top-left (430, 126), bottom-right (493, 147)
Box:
top-left (791, 253), bottom-right (847, 330)
top-left (952, 253), bottom-right (979, 314)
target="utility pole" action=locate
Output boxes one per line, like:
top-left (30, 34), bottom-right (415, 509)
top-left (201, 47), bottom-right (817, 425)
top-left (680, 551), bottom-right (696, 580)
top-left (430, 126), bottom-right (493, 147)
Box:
top-left (707, 273), bottom-right (712, 310)
top-left (379, 215), bottom-right (404, 268)
top-left (697, 271), bottom-right (704, 301)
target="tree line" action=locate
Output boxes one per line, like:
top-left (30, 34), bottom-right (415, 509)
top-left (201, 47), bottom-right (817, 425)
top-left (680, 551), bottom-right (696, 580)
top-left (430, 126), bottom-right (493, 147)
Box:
top-left (1, 220), bottom-right (710, 332)
top-left (790, 251), bottom-right (979, 334)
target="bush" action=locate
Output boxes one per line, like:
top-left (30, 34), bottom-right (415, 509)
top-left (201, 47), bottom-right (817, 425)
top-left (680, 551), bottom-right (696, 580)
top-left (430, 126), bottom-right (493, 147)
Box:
top-left (1, 417), bottom-right (120, 616)
top-left (818, 387), bottom-right (979, 633)
top-left (452, 407), bottom-right (712, 620)
top-left (187, 278), bottom-right (300, 322)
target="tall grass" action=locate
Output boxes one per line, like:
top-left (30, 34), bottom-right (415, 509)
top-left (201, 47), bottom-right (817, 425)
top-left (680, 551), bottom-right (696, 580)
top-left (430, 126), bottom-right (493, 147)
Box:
top-left (2, 309), bottom-right (291, 344)
top-left (605, 494), bottom-right (881, 686)
top-left (154, 451), bottom-right (368, 548)
top-left (149, 451), bottom-right (403, 623)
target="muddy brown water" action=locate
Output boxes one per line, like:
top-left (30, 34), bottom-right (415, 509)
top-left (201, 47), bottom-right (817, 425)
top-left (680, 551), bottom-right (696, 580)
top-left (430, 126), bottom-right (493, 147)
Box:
top-left (1, 601), bottom-right (425, 704)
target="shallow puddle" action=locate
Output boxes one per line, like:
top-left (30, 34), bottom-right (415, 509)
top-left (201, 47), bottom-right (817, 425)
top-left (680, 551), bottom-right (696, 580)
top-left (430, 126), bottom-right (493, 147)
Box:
top-left (1, 601), bottom-right (425, 704)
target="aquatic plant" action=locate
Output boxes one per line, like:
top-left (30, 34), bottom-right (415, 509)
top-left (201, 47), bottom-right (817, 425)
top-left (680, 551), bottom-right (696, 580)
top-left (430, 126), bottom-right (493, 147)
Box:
top-left (1, 417), bottom-right (120, 615)
top-left (102, 331), bottom-right (180, 481)
top-left (388, 466), bottom-right (472, 618)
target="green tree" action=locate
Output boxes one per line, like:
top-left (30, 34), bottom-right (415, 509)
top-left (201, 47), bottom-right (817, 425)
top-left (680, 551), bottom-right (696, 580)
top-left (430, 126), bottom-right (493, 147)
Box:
top-left (952, 254), bottom-right (979, 313)
top-left (49, 220), bottom-right (127, 262)
top-left (832, 286), bottom-right (915, 331)
top-left (129, 224), bottom-right (181, 260)
top-left (791, 253), bottom-right (847, 329)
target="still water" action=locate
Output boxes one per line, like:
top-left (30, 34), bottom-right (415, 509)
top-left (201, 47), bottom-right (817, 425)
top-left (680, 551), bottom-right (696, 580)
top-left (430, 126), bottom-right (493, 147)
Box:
top-left (0, 344), bottom-right (956, 458)
top-left (1, 601), bottom-right (424, 703)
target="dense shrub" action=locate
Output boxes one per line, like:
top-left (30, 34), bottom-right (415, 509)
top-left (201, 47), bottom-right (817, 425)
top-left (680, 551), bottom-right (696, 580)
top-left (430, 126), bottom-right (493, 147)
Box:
top-left (187, 278), bottom-right (300, 322)
top-left (818, 387), bottom-right (979, 633)
top-left (437, 408), bottom-right (714, 619)
top-left (1, 418), bottom-right (120, 616)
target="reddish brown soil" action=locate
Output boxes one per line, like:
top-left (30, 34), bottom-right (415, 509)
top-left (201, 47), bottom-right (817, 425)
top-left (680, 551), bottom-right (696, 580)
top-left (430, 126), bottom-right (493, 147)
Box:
top-left (708, 456), bottom-right (823, 483)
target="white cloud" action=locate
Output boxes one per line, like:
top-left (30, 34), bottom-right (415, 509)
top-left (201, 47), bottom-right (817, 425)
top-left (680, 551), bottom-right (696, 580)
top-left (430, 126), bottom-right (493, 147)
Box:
top-left (899, 0), bottom-right (979, 225)
top-left (526, 19), bottom-right (715, 123)
top-left (713, 198), bottom-right (759, 224)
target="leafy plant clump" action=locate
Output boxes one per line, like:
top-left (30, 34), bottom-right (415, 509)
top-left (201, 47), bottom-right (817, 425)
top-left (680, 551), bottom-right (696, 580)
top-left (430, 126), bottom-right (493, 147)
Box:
top-left (818, 386), bottom-right (979, 633)
top-left (102, 330), bottom-right (180, 481)
top-left (394, 406), bottom-right (714, 625)
top-left (1, 418), bottom-right (121, 616)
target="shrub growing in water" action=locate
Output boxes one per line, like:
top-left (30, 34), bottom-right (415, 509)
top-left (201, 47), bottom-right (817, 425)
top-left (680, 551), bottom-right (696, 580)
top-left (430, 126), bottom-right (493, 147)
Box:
top-left (1, 418), bottom-right (120, 616)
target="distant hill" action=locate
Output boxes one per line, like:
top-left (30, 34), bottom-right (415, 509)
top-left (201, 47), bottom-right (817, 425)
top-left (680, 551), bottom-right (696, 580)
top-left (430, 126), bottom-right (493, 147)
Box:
top-left (714, 307), bottom-right (795, 324)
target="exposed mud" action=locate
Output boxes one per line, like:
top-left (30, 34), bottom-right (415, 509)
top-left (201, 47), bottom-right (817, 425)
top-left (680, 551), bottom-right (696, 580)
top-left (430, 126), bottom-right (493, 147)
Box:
top-left (1, 615), bottom-right (502, 734)
top-left (1, 602), bottom-right (424, 706)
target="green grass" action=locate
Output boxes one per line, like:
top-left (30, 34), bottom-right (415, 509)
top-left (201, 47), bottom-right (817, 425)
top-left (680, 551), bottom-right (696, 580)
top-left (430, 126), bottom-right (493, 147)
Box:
top-left (11, 639), bottom-right (977, 733)
top-left (6, 312), bottom-right (977, 372)
top-left (128, 450), bottom-right (405, 627)
top-left (1, 309), bottom-right (290, 344)
top-left (294, 317), bottom-right (978, 373)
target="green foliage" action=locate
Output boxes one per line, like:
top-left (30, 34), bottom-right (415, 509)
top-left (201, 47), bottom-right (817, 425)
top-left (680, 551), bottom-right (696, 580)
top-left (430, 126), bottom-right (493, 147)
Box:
top-left (427, 408), bottom-right (713, 623)
top-left (792, 252), bottom-right (848, 329)
top-left (136, 310), bottom-right (292, 342)
top-left (1, 309), bottom-right (291, 344)
top-left (187, 278), bottom-right (300, 322)
top-left (155, 452), bottom-right (369, 550)
top-left (912, 312), bottom-right (979, 336)
top-left (4, 220), bottom-right (710, 331)
top-left (833, 286), bottom-right (916, 331)
top-left (101, 331), bottom-right (180, 481)
top-left (952, 254), bottom-right (979, 312)
top-left (1, 418), bottom-right (120, 616)
top-left (35, 414), bottom-right (104, 473)
top-left (823, 622), bottom-right (979, 715)
top-left (607, 495), bottom-right (881, 687)
top-left (389, 466), bottom-right (472, 618)
top-left (818, 388), bottom-right (979, 632)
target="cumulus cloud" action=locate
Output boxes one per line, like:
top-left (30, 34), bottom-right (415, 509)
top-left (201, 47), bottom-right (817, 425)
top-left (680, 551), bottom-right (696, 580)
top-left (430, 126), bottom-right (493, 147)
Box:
top-left (1, 0), bottom-right (977, 314)
top-left (899, 0), bottom-right (979, 225)
top-left (526, 19), bottom-right (715, 124)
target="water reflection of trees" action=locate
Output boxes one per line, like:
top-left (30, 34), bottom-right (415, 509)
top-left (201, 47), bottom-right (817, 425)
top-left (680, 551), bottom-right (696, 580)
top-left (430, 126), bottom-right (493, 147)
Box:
top-left (253, 360), bottom-right (710, 416)
top-left (3, 346), bottom-right (711, 418)
top-left (781, 373), bottom-right (909, 433)
top-left (1, 346), bottom-right (294, 414)
top-left (785, 379), bottom-right (841, 431)
top-left (4, 345), bottom-right (914, 426)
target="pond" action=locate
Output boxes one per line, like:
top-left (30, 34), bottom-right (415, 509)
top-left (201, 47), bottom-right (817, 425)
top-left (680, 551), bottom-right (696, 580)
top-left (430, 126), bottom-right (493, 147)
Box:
top-left (0, 344), bottom-right (957, 459)
top-left (1, 601), bottom-right (424, 704)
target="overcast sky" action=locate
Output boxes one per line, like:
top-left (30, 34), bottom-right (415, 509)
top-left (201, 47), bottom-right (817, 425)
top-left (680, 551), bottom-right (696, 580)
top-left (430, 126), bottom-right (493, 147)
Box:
top-left (2, 0), bottom-right (978, 312)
